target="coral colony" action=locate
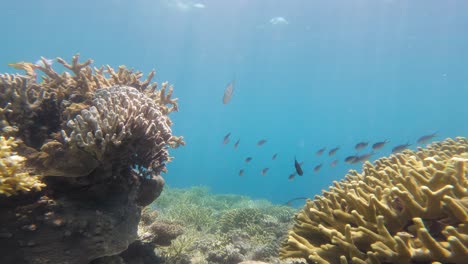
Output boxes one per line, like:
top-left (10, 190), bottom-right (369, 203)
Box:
top-left (280, 137), bottom-right (468, 264)
top-left (0, 55), bottom-right (184, 263)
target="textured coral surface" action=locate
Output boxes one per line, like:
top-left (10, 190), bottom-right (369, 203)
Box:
top-left (0, 136), bottom-right (44, 196)
top-left (280, 137), bottom-right (468, 264)
top-left (0, 55), bottom-right (183, 264)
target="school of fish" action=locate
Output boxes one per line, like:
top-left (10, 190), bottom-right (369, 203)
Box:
top-left (220, 80), bottom-right (438, 180)
top-left (222, 131), bottom-right (438, 180)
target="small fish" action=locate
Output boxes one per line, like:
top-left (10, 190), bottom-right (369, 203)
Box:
top-left (288, 172), bottom-right (296, 180)
top-left (372, 140), bottom-right (389, 150)
top-left (239, 169), bottom-right (244, 176)
top-left (328, 147), bottom-right (340, 156)
top-left (272, 153), bottom-right (278, 160)
top-left (222, 80), bottom-right (235, 104)
top-left (316, 147), bottom-right (326, 156)
top-left (245, 157), bottom-right (252, 163)
top-left (392, 143), bottom-right (411, 153)
top-left (330, 159), bottom-right (338, 167)
top-left (294, 157), bottom-right (304, 176)
top-left (344, 155), bottom-right (358, 164)
top-left (283, 197), bottom-right (308, 206)
top-left (257, 139), bottom-right (267, 146)
top-left (355, 142), bottom-right (369, 150)
top-left (234, 139), bottom-right (240, 149)
top-left (417, 132), bottom-right (437, 144)
top-left (261, 168), bottom-right (269, 176)
top-left (314, 164), bottom-right (322, 172)
top-left (223, 133), bottom-right (231, 144)
top-left (354, 152), bottom-right (374, 163)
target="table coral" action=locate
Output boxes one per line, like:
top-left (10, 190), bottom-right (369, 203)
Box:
top-left (0, 136), bottom-right (44, 196)
top-left (280, 137), bottom-right (468, 264)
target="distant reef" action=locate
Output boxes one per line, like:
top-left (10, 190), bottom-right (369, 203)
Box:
top-left (0, 55), bottom-right (184, 264)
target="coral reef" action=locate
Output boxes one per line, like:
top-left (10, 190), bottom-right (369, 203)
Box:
top-left (139, 186), bottom-right (298, 263)
top-left (280, 137), bottom-right (468, 264)
top-left (0, 136), bottom-right (44, 196)
top-left (0, 55), bottom-right (183, 264)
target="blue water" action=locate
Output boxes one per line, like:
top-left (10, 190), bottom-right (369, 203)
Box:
top-left (2, 0), bottom-right (468, 204)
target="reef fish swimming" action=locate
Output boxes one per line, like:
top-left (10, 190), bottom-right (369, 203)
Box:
top-left (330, 159), bottom-right (338, 167)
top-left (314, 163), bottom-right (322, 172)
top-left (223, 133), bottom-right (231, 144)
top-left (372, 140), bottom-right (389, 150)
top-left (245, 157), bottom-right (252, 163)
top-left (316, 147), bottom-right (326, 156)
top-left (261, 168), bottom-right (269, 176)
top-left (234, 139), bottom-right (240, 149)
top-left (417, 132), bottom-right (437, 144)
top-left (392, 143), bottom-right (411, 153)
top-left (294, 157), bottom-right (303, 176)
top-left (355, 142), bottom-right (369, 150)
top-left (328, 147), bottom-right (340, 156)
top-left (257, 139), bottom-right (267, 146)
top-left (222, 80), bottom-right (235, 104)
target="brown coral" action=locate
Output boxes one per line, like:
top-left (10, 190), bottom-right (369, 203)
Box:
top-left (0, 55), bottom-right (183, 263)
top-left (280, 137), bottom-right (468, 264)
top-left (1, 54), bottom-right (184, 179)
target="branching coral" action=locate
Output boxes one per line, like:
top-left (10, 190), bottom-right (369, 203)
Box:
top-left (1, 54), bottom-right (184, 178)
top-left (0, 136), bottom-right (44, 196)
top-left (0, 55), bottom-right (183, 264)
top-left (280, 137), bottom-right (468, 264)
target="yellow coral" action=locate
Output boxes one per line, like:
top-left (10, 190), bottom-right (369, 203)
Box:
top-left (280, 137), bottom-right (468, 264)
top-left (0, 136), bottom-right (45, 196)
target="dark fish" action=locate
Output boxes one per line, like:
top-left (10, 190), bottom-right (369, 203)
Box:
top-left (392, 143), bottom-right (411, 153)
top-left (314, 164), bottom-right (322, 172)
top-left (316, 147), bottom-right (326, 156)
top-left (330, 159), bottom-right (338, 167)
top-left (257, 139), bottom-right (267, 146)
top-left (294, 157), bottom-right (304, 176)
top-left (354, 152), bottom-right (374, 163)
top-left (222, 80), bottom-right (235, 104)
top-left (417, 132), bottom-right (437, 144)
top-left (372, 140), bottom-right (389, 150)
top-left (328, 147), bottom-right (340, 156)
top-left (223, 133), bottom-right (231, 144)
top-left (234, 139), bottom-right (240, 149)
top-left (288, 172), bottom-right (296, 180)
top-left (245, 157), bottom-right (252, 163)
top-left (344, 155), bottom-right (358, 164)
top-left (261, 168), bottom-right (269, 176)
top-left (283, 197), bottom-right (308, 206)
top-left (272, 153), bottom-right (278, 160)
top-left (355, 142), bottom-right (369, 150)
top-left (239, 169), bottom-right (244, 176)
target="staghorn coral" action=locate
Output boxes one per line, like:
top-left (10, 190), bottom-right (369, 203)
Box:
top-left (2, 54), bottom-right (184, 148)
top-left (280, 137), bottom-right (468, 264)
top-left (0, 136), bottom-right (44, 196)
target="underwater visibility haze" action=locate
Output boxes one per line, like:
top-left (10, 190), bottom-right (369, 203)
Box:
top-left (1, 0), bottom-right (468, 263)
